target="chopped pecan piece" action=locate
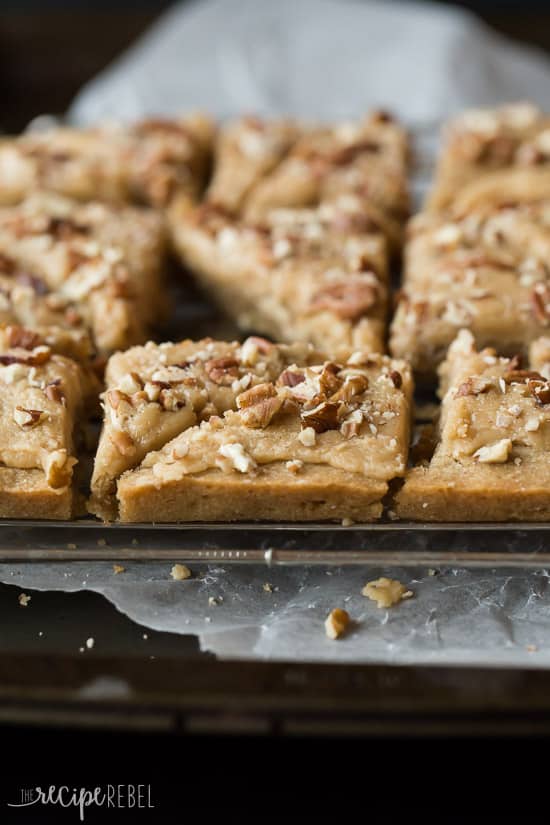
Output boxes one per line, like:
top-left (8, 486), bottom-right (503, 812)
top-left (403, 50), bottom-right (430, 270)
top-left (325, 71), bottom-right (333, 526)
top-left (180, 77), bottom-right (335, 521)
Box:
top-left (13, 406), bottom-right (44, 428)
top-left (237, 383), bottom-right (285, 428)
top-left (6, 326), bottom-right (42, 351)
top-left (528, 379), bottom-right (550, 405)
top-left (301, 400), bottom-right (340, 433)
top-left (0, 253), bottom-right (15, 274)
top-left (237, 382), bottom-right (277, 408)
top-left (107, 389), bottom-right (131, 410)
top-left (0, 345), bottom-right (51, 367)
top-left (455, 376), bottom-right (493, 397)
top-left (532, 284), bottom-right (550, 326)
top-left (309, 279), bottom-right (378, 321)
top-left (504, 370), bottom-right (545, 384)
top-left (45, 382), bottom-right (65, 404)
top-left (330, 140), bottom-right (381, 166)
top-left (46, 217), bottom-right (90, 240)
top-left (110, 430), bottom-right (136, 456)
top-left (278, 369), bottom-right (305, 388)
top-left (389, 370), bottom-right (402, 389)
top-left (205, 357), bottom-right (240, 385)
top-left (318, 362), bottom-right (343, 396)
top-left (15, 272), bottom-right (49, 295)
top-left (331, 374), bottom-right (369, 402)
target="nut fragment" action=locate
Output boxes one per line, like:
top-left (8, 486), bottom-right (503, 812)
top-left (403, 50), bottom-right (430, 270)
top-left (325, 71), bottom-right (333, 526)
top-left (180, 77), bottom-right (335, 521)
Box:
top-left (218, 442), bottom-right (257, 473)
top-left (14, 406), bottom-right (44, 428)
top-left (325, 608), bottom-right (351, 640)
top-left (301, 400), bottom-right (339, 433)
top-left (43, 449), bottom-right (77, 488)
top-left (205, 357), bottom-right (240, 385)
top-left (308, 278), bottom-right (378, 320)
top-left (171, 563), bottom-right (192, 580)
top-left (362, 577), bottom-right (413, 608)
top-left (528, 379), bottom-right (550, 406)
top-left (474, 438), bottom-right (512, 464)
top-left (45, 382), bottom-right (65, 404)
top-left (298, 426), bottom-right (316, 447)
top-left (110, 429), bottom-right (136, 456)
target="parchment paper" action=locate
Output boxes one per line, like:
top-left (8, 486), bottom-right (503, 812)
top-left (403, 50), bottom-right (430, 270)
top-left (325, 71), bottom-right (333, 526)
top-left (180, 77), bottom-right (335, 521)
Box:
top-left (6, 0), bottom-right (550, 665)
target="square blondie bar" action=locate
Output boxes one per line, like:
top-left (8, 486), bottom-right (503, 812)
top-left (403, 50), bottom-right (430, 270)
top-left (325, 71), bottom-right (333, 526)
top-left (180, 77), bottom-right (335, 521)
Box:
top-left (114, 351), bottom-right (412, 523)
top-left (396, 330), bottom-right (550, 521)
top-left (170, 198), bottom-right (389, 357)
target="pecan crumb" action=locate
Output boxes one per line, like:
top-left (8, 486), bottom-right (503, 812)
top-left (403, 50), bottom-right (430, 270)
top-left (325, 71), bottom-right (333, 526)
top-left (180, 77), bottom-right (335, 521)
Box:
top-left (325, 608), bottom-right (351, 640)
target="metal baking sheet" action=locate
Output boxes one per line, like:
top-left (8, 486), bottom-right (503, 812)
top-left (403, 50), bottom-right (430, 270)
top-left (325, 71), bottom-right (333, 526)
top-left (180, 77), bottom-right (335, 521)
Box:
top-left (2, 520), bottom-right (550, 568)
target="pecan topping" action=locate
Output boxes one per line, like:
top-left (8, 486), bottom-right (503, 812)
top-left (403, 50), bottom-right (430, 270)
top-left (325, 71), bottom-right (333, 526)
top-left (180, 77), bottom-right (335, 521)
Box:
top-left (528, 379), bottom-right (550, 405)
top-left (46, 217), bottom-right (90, 240)
top-left (504, 369), bottom-right (545, 384)
top-left (240, 394), bottom-right (285, 428)
top-left (237, 383), bottom-right (285, 428)
top-left (309, 279), bottom-right (378, 321)
top-left (532, 284), bottom-right (550, 326)
top-left (455, 376), bottom-right (493, 397)
top-left (331, 374), bottom-right (369, 402)
top-left (389, 370), bottom-right (402, 389)
top-left (237, 383), bottom-right (277, 409)
top-left (0, 254), bottom-right (15, 274)
top-left (0, 345), bottom-right (51, 367)
top-left (110, 430), bottom-right (136, 456)
top-left (45, 382), bottom-right (65, 404)
top-left (15, 272), bottom-right (49, 295)
top-left (318, 362), bottom-right (343, 396)
top-left (14, 406), bottom-right (44, 428)
top-left (107, 389), bottom-right (131, 410)
top-left (6, 326), bottom-right (42, 351)
top-left (205, 357), bottom-right (240, 385)
top-left (278, 369), bottom-right (305, 388)
top-left (301, 400), bottom-right (340, 433)
top-left (330, 140), bottom-right (381, 166)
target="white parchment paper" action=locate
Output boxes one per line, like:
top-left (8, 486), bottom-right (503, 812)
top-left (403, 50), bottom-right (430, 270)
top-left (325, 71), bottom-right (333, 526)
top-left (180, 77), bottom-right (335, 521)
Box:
top-left (6, 0), bottom-right (550, 664)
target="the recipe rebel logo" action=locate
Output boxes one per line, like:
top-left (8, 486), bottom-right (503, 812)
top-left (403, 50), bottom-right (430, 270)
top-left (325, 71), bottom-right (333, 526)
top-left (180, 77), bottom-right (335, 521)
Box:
top-left (7, 784), bottom-right (154, 820)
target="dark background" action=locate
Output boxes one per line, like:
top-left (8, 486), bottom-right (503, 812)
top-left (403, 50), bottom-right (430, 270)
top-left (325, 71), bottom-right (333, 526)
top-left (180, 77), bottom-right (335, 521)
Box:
top-left (2, 0), bottom-right (550, 132)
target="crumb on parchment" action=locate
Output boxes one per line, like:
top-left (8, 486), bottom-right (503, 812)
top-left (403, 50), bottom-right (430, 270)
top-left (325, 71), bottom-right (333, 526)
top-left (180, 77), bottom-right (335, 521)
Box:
top-left (171, 563), bottom-right (192, 581)
top-left (325, 608), bottom-right (351, 640)
top-left (113, 564), bottom-right (125, 575)
top-left (362, 577), bottom-right (413, 608)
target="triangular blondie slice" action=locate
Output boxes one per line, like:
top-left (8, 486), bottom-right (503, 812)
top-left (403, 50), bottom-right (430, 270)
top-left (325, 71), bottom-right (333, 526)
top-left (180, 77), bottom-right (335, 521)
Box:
top-left (206, 116), bottom-right (301, 213)
top-left (0, 114), bottom-right (214, 207)
top-left (113, 352), bottom-right (412, 523)
top-left (396, 330), bottom-right (550, 521)
top-left (170, 198), bottom-right (388, 357)
top-left (89, 336), bottom-right (320, 520)
top-left (427, 103), bottom-right (550, 212)
top-left (0, 192), bottom-right (167, 354)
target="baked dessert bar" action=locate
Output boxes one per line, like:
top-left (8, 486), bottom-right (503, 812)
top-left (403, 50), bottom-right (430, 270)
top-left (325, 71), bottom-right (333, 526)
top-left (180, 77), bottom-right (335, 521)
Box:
top-left (0, 192), bottom-right (167, 354)
top-left (206, 116), bottom-right (301, 213)
top-left (395, 330), bottom-right (550, 521)
top-left (389, 202), bottom-right (550, 380)
top-left (241, 111), bottom-right (410, 251)
top-left (0, 113), bottom-right (214, 207)
top-left (113, 351), bottom-right (413, 523)
top-left (89, 336), bottom-right (321, 520)
top-left (170, 198), bottom-right (389, 357)
top-left (0, 325), bottom-right (97, 518)
top-left (427, 103), bottom-right (550, 212)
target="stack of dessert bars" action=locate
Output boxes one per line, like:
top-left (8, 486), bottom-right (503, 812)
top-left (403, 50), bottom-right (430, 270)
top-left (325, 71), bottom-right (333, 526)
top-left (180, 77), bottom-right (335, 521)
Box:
top-left (1, 104), bottom-right (549, 522)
